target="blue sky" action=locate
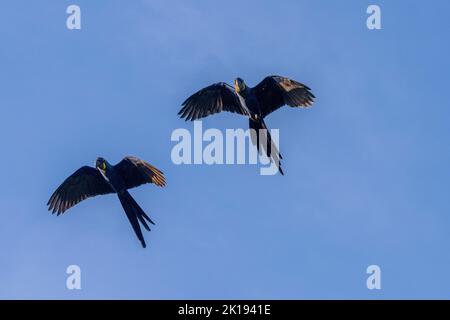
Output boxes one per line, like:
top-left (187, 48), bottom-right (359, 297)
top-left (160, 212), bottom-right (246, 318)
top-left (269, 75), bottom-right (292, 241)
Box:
top-left (1, 0), bottom-right (450, 299)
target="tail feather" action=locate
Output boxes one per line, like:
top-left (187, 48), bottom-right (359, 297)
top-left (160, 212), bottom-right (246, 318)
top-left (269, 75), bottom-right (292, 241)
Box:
top-left (127, 195), bottom-right (155, 226)
top-left (249, 118), bottom-right (284, 175)
top-left (117, 191), bottom-right (153, 248)
top-left (136, 213), bottom-right (151, 232)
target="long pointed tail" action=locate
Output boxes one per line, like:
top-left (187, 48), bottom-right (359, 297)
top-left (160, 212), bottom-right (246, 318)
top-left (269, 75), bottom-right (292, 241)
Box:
top-left (249, 118), bottom-right (284, 175)
top-left (117, 190), bottom-right (154, 248)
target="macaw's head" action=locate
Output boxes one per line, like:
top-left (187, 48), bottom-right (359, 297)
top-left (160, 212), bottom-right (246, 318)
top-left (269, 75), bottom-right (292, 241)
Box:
top-left (95, 157), bottom-right (107, 172)
top-left (234, 77), bottom-right (246, 93)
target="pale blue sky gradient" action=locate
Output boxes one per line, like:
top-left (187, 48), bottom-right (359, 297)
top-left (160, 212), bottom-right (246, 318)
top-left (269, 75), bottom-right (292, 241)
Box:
top-left (1, 0), bottom-right (450, 299)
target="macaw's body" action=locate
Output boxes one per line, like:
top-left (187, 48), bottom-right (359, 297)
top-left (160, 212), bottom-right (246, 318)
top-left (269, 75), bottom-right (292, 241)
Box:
top-left (47, 156), bottom-right (166, 248)
top-left (179, 75), bottom-right (315, 175)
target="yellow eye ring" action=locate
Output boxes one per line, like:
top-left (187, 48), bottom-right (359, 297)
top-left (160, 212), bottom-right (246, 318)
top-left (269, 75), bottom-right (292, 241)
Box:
top-left (101, 162), bottom-right (106, 170)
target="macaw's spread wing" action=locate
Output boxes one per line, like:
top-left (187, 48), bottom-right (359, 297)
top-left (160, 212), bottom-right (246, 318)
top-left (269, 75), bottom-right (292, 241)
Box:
top-left (253, 75), bottom-right (315, 118)
top-left (47, 166), bottom-right (114, 215)
top-left (114, 156), bottom-right (166, 189)
top-left (179, 82), bottom-right (248, 120)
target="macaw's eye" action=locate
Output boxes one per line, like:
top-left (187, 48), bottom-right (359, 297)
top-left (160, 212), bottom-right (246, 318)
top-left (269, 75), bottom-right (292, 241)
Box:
top-left (101, 162), bottom-right (106, 170)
